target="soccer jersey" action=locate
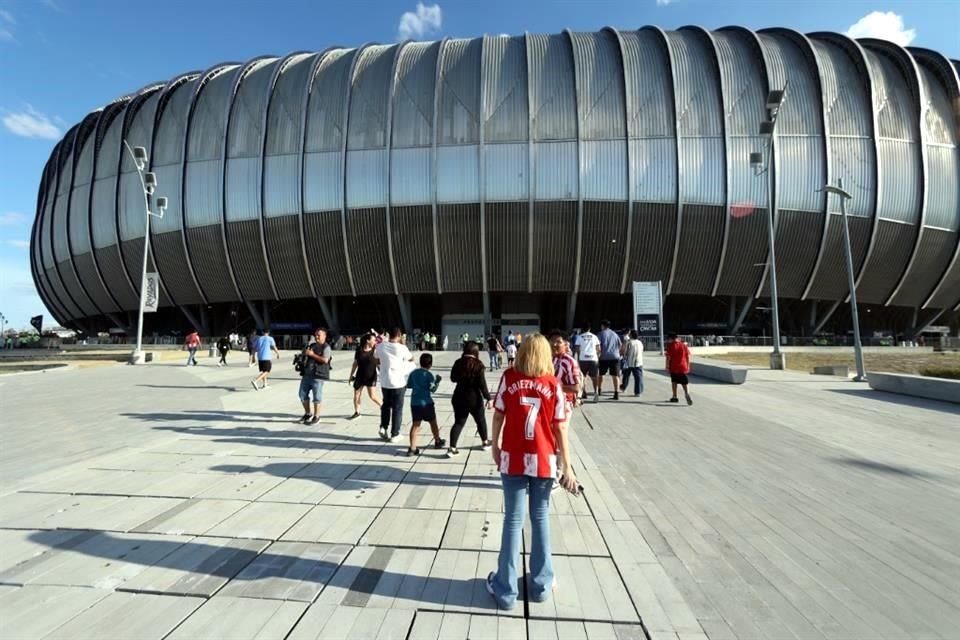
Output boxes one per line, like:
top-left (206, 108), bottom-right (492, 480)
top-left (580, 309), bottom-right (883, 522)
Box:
top-left (578, 331), bottom-right (599, 362)
top-left (666, 340), bottom-right (691, 374)
top-left (553, 353), bottom-right (582, 403)
top-left (493, 368), bottom-right (568, 478)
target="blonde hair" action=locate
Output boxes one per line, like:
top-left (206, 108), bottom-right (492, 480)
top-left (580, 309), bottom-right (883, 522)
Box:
top-left (514, 334), bottom-right (554, 377)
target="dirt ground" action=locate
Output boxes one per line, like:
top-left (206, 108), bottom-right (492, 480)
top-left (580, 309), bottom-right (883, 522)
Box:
top-left (703, 350), bottom-right (960, 376)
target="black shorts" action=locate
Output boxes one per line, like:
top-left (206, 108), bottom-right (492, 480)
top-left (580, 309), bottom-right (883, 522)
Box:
top-left (353, 376), bottom-right (376, 390)
top-left (670, 372), bottom-right (689, 385)
top-left (579, 360), bottom-right (598, 377)
top-left (598, 359), bottom-right (621, 376)
top-left (411, 403), bottom-right (437, 423)
top-left (258, 360), bottom-right (272, 373)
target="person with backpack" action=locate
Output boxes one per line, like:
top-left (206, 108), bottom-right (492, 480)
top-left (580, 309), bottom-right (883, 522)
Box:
top-left (297, 327), bottom-right (332, 425)
top-left (184, 331), bottom-right (201, 366)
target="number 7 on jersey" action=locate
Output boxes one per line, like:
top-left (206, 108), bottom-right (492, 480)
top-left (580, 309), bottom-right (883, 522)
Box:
top-left (520, 396), bottom-right (541, 440)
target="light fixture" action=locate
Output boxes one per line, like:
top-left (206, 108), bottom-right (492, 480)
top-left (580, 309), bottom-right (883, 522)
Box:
top-left (155, 196), bottom-right (168, 210)
top-left (750, 152), bottom-right (763, 169)
top-left (143, 172), bottom-right (157, 195)
top-left (132, 146), bottom-right (148, 170)
top-left (759, 120), bottom-right (775, 136)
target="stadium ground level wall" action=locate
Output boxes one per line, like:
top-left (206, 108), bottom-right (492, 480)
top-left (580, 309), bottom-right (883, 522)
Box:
top-left (69, 291), bottom-right (959, 344)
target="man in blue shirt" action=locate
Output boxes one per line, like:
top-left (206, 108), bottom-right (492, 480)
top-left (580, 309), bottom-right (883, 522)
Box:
top-left (405, 353), bottom-right (446, 456)
top-left (251, 329), bottom-right (280, 391)
top-left (597, 320), bottom-right (623, 400)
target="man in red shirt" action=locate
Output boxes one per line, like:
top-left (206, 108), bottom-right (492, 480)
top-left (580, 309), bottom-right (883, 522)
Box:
top-left (665, 333), bottom-right (692, 405)
top-left (549, 330), bottom-right (582, 410)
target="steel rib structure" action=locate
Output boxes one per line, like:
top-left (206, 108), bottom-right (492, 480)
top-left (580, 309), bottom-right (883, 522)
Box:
top-left (31, 27), bottom-right (960, 329)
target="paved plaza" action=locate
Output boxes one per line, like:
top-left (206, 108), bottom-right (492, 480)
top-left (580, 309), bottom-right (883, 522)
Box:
top-left (1, 351), bottom-right (958, 639)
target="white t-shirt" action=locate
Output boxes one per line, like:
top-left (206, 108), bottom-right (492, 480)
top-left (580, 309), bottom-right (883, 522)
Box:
top-left (506, 344), bottom-right (517, 358)
top-left (375, 341), bottom-right (413, 389)
top-left (624, 339), bottom-right (644, 368)
top-left (578, 331), bottom-right (600, 362)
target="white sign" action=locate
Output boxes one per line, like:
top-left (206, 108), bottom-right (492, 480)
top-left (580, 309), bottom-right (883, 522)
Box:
top-left (144, 272), bottom-right (160, 313)
top-left (632, 281), bottom-right (664, 354)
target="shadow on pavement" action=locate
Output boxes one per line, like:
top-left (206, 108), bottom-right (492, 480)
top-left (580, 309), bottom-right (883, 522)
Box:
top-left (827, 388), bottom-right (960, 414)
top-left (829, 456), bottom-right (939, 480)
top-left (20, 530), bottom-right (504, 611)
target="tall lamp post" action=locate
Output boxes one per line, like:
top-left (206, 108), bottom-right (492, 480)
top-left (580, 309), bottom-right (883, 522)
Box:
top-left (821, 179), bottom-right (866, 382)
top-left (123, 140), bottom-right (167, 365)
top-left (750, 84), bottom-right (788, 370)
top-left (0, 312), bottom-right (6, 346)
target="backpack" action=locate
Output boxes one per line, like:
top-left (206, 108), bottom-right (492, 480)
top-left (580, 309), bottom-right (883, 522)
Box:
top-left (293, 352), bottom-right (306, 373)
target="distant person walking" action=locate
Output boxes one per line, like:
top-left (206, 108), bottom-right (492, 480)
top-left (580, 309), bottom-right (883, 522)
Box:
top-left (216, 335), bottom-right (231, 367)
top-left (487, 335), bottom-right (503, 370)
top-left (665, 333), bottom-right (692, 405)
top-left (247, 331), bottom-right (258, 367)
top-left (251, 329), bottom-right (279, 391)
top-left (620, 330), bottom-right (644, 396)
top-left (297, 327), bottom-right (331, 424)
top-left (405, 353), bottom-right (446, 455)
top-left (577, 326), bottom-right (601, 402)
top-left (597, 320), bottom-right (623, 400)
top-left (447, 341), bottom-right (492, 457)
top-left (569, 329), bottom-right (582, 359)
top-left (486, 334), bottom-right (577, 610)
top-left (505, 341), bottom-right (517, 367)
top-left (349, 333), bottom-right (382, 420)
top-left (184, 331), bottom-right (201, 366)
top-left (375, 327), bottom-right (414, 442)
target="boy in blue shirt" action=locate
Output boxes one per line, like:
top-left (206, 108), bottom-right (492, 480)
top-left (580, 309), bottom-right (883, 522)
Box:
top-left (405, 353), bottom-right (446, 456)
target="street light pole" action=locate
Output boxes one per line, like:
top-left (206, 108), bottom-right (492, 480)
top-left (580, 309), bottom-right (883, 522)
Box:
top-left (751, 84), bottom-right (788, 370)
top-left (123, 140), bottom-right (166, 365)
top-left (822, 179), bottom-right (866, 382)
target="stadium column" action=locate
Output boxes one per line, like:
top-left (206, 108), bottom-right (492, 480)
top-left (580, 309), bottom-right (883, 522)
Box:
top-left (479, 35), bottom-right (489, 334)
top-left (429, 39), bottom-right (449, 295)
top-left (565, 29), bottom-right (584, 324)
top-left (317, 296), bottom-right (339, 334)
top-left (524, 31), bottom-right (535, 294)
top-left (386, 42), bottom-right (407, 324)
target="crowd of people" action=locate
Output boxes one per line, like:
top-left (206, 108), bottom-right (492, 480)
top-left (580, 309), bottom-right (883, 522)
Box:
top-left (180, 322), bottom-right (694, 610)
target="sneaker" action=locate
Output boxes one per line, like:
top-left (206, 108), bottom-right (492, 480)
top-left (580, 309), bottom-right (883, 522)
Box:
top-left (434, 438), bottom-right (446, 449)
top-left (378, 427), bottom-right (388, 440)
top-left (481, 441), bottom-right (491, 451)
top-left (446, 448), bottom-right (460, 458)
top-left (486, 571), bottom-right (496, 597)
top-left (250, 381), bottom-right (260, 391)
top-left (669, 397), bottom-right (679, 403)
top-left (388, 435), bottom-right (398, 443)
top-left (348, 412), bottom-right (360, 420)
top-left (686, 394), bottom-right (693, 406)
top-left (299, 413), bottom-right (311, 424)
top-left (406, 447), bottom-right (421, 457)
top-left (308, 415), bottom-right (320, 425)
top-left (593, 391), bottom-right (599, 403)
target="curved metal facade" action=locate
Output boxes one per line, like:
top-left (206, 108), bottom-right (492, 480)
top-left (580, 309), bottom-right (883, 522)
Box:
top-left (31, 28), bottom-right (960, 327)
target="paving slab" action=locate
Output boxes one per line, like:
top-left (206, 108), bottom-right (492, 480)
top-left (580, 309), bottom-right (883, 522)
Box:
top-left (528, 619), bottom-right (648, 640)
top-left (40, 591), bottom-right (204, 639)
top-left (218, 540), bottom-right (351, 601)
top-left (315, 545), bottom-right (438, 610)
top-left (0, 529), bottom-right (83, 573)
top-left (194, 472), bottom-right (286, 501)
top-left (280, 504), bottom-right (380, 544)
top-left (166, 596), bottom-right (307, 639)
top-left (131, 498), bottom-right (249, 535)
top-left (204, 500), bottom-right (312, 540)
top-left (523, 514), bottom-right (608, 557)
top-left (320, 478), bottom-right (403, 508)
top-left (363, 508), bottom-right (449, 548)
top-left (526, 555), bottom-right (639, 623)
top-left (287, 605), bottom-right (414, 640)
top-left (408, 611), bottom-right (527, 640)
top-left (0, 585), bottom-right (112, 639)
top-left (255, 477), bottom-right (337, 503)
top-left (441, 511), bottom-right (503, 552)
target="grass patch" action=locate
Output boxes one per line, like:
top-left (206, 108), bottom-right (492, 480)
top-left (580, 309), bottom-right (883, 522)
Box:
top-left (920, 367), bottom-right (960, 380)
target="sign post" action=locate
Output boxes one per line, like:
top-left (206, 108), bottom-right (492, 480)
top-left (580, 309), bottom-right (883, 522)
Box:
top-left (632, 281), bottom-right (664, 354)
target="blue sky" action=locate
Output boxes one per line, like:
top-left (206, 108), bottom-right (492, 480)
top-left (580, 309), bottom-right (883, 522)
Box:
top-left (1, 0), bottom-right (956, 330)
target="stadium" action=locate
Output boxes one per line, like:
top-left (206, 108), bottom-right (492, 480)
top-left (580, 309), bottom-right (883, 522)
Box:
top-left (30, 26), bottom-right (960, 342)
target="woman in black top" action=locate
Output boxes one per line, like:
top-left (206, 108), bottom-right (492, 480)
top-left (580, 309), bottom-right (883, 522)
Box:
top-left (216, 336), bottom-right (231, 366)
top-left (447, 341), bottom-right (492, 457)
top-left (349, 333), bottom-right (382, 419)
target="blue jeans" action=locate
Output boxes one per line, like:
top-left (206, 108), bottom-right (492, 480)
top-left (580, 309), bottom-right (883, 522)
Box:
top-left (186, 347), bottom-right (197, 365)
top-left (621, 366), bottom-right (644, 394)
top-left (490, 474), bottom-right (554, 609)
top-left (380, 387), bottom-right (406, 437)
top-left (298, 377), bottom-right (324, 404)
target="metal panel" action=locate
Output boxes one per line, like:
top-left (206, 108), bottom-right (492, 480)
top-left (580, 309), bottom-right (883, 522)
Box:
top-left (486, 201), bottom-right (528, 291)
top-left (483, 143), bottom-right (527, 201)
top-left (806, 214), bottom-right (872, 300)
top-left (438, 38), bottom-right (481, 144)
top-left (46, 134), bottom-right (86, 320)
top-left (390, 148), bottom-right (432, 204)
top-left (184, 64), bottom-right (242, 303)
top-left (855, 42), bottom-right (923, 305)
top-left (264, 52), bottom-right (317, 219)
top-left (890, 228), bottom-right (955, 307)
top-left (150, 74), bottom-right (206, 305)
top-left (391, 205), bottom-right (437, 292)
top-left (531, 201), bottom-right (576, 291)
top-left (483, 35), bottom-right (528, 143)
top-left (712, 28), bottom-right (769, 297)
top-left (667, 29), bottom-right (725, 294)
top-left (527, 33), bottom-right (576, 141)
top-left (391, 42), bottom-right (437, 207)
top-left (225, 57), bottom-right (280, 301)
top-left (569, 31), bottom-right (627, 141)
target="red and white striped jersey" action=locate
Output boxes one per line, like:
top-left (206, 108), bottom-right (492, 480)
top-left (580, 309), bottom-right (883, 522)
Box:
top-left (493, 368), bottom-right (568, 478)
top-left (553, 352), bottom-right (582, 402)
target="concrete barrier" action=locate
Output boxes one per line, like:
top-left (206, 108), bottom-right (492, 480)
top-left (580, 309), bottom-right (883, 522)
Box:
top-left (813, 365), bottom-right (849, 376)
top-left (867, 372), bottom-right (960, 404)
top-left (689, 359), bottom-right (748, 384)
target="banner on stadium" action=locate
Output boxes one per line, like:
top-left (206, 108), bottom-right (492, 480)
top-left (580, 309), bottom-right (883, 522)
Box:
top-left (30, 315), bottom-right (43, 333)
top-left (143, 273), bottom-right (160, 313)
top-left (632, 281), bottom-right (664, 354)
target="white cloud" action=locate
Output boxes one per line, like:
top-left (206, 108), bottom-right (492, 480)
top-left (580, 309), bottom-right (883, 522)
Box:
top-left (40, 0), bottom-right (65, 12)
top-left (397, 3), bottom-right (442, 41)
top-left (655, 0), bottom-right (678, 5)
top-left (2, 106), bottom-right (62, 140)
top-left (845, 11), bottom-right (916, 46)
top-left (0, 9), bottom-right (15, 24)
top-left (5, 240), bottom-right (29, 249)
top-left (0, 8), bottom-right (14, 42)
top-left (0, 211), bottom-right (28, 226)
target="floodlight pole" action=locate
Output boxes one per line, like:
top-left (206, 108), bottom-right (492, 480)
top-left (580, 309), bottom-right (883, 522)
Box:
top-left (123, 140), bottom-right (163, 365)
top-left (823, 179), bottom-right (866, 382)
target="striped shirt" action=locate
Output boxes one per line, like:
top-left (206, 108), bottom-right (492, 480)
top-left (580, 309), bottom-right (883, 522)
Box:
top-left (553, 352), bottom-right (582, 402)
